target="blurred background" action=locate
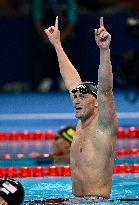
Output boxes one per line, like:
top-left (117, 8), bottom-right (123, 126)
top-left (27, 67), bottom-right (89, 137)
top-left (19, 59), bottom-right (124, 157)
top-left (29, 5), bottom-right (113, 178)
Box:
top-left (0, 0), bottom-right (139, 131)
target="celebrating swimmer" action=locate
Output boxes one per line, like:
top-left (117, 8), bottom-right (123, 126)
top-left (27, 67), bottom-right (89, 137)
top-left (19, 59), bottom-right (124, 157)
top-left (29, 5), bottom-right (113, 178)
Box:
top-left (45, 17), bottom-right (118, 199)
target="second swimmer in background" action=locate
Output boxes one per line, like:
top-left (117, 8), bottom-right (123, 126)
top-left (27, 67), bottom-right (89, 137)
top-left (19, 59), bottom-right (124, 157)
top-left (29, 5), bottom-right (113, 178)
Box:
top-left (29, 126), bottom-right (75, 165)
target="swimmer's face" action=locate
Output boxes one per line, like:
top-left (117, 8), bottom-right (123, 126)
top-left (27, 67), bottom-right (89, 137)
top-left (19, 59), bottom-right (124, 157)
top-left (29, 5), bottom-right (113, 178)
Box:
top-left (54, 138), bottom-right (71, 153)
top-left (72, 92), bottom-right (98, 120)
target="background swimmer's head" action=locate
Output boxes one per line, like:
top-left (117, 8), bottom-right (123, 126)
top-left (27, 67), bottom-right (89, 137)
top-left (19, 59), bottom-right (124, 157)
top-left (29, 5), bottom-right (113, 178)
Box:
top-left (0, 178), bottom-right (24, 205)
top-left (71, 81), bottom-right (98, 98)
top-left (56, 126), bottom-right (75, 143)
top-left (53, 126), bottom-right (75, 154)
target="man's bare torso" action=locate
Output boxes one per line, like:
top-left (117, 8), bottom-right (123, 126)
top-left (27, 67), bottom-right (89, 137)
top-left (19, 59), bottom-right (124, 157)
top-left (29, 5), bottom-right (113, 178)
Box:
top-left (70, 115), bottom-right (117, 198)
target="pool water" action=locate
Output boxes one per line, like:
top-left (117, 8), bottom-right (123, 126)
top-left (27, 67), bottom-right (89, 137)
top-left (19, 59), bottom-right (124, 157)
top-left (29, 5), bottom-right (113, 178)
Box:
top-left (0, 89), bottom-right (139, 204)
top-left (0, 139), bottom-right (138, 155)
top-left (1, 155), bottom-right (139, 167)
top-left (0, 139), bottom-right (139, 204)
top-left (115, 156), bottom-right (139, 165)
top-left (0, 139), bottom-right (139, 167)
top-left (19, 174), bottom-right (139, 205)
top-left (0, 140), bottom-right (54, 155)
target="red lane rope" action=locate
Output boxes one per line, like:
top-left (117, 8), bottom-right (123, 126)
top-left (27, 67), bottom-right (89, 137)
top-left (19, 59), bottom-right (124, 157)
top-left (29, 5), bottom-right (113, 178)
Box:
top-left (0, 130), bottom-right (56, 141)
top-left (0, 164), bottom-right (139, 178)
top-left (115, 148), bottom-right (139, 156)
top-left (1, 149), bottom-right (139, 159)
top-left (117, 127), bottom-right (139, 139)
top-left (0, 166), bottom-right (71, 178)
top-left (0, 127), bottom-right (139, 140)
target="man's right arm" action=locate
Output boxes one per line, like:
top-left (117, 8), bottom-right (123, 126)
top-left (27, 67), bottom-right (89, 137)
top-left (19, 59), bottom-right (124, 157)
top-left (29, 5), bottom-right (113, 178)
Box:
top-left (54, 42), bottom-right (81, 91)
top-left (45, 17), bottom-right (81, 91)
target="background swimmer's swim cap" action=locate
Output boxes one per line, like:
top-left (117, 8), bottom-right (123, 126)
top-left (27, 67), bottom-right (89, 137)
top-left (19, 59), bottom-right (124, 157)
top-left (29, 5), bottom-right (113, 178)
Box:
top-left (0, 178), bottom-right (24, 205)
top-left (71, 82), bottom-right (98, 98)
top-left (57, 126), bottom-right (75, 143)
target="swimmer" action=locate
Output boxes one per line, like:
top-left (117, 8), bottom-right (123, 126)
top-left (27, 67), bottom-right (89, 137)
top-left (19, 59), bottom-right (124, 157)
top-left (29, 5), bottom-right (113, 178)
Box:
top-left (29, 126), bottom-right (75, 164)
top-left (0, 178), bottom-right (24, 205)
top-left (45, 17), bottom-right (118, 198)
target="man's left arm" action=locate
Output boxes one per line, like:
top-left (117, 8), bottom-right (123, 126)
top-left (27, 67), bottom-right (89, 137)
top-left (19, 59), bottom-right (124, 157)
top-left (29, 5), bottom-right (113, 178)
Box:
top-left (95, 17), bottom-right (118, 131)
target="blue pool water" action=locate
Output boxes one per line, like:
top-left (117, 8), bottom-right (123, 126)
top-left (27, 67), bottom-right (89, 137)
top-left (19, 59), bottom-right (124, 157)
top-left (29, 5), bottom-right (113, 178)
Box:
top-left (0, 140), bottom-right (54, 155)
top-left (0, 139), bottom-right (139, 167)
top-left (18, 174), bottom-right (139, 204)
top-left (0, 92), bottom-right (139, 204)
top-left (1, 155), bottom-right (139, 167)
top-left (0, 139), bottom-right (138, 155)
top-left (0, 140), bottom-right (139, 204)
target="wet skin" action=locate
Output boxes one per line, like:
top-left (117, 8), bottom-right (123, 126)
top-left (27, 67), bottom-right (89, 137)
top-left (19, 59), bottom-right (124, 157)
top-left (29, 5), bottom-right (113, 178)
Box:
top-left (70, 92), bottom-right (117, 197)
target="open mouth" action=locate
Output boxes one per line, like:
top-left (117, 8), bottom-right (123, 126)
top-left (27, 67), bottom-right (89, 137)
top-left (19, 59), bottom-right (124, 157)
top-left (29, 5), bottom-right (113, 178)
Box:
top-left (75, 107), bottom-right (82, 111)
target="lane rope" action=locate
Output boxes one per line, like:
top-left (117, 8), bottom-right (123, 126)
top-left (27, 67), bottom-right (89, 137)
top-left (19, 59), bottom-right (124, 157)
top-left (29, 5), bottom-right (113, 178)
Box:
top-left (23, 197), bottom-right (139, 204)
top-left (0, 164), bottom-right (139, 178)
top-left (0, 148), bottom-right (139, 159)
top-left (0, 127), bottom-right (139, 140)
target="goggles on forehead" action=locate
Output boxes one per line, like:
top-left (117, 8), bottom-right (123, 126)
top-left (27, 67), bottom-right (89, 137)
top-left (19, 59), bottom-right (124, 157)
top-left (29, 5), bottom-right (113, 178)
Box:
top-left (71, 82), bottom-right (98, 98)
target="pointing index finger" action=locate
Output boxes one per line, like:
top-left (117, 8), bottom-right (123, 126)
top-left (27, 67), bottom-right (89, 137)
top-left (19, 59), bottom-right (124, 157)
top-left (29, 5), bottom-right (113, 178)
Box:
top-left (100, 17), bottom-right (104, 28)
top-left (55, 16), bottom-right (58, 29)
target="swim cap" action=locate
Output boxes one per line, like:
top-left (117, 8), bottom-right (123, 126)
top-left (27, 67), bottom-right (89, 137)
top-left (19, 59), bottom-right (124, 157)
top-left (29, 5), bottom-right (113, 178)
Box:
top-left (57, 126), bottom-right (75, 143)
top-left (0, 178), bottom-right (24, 205)
top-left (71, 82), bottom-right (98, 98)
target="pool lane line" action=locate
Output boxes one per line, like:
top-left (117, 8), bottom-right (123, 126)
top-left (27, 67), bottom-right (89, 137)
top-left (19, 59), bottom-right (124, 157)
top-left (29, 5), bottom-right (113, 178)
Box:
top-left (1, 148), bottom-right (139, 160)
top-left (23, 197), bottom-right (139, 204)
top-left (0, 164), bottom-right (139, 176)
top-left (0, 112), bottom-right (139, 120)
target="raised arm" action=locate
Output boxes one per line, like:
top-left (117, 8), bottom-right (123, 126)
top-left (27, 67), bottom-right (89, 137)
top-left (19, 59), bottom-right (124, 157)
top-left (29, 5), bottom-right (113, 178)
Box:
top-left (95, 17), bottom-right (117, 131)
top-left (44, 16), bottom-right (81, 91)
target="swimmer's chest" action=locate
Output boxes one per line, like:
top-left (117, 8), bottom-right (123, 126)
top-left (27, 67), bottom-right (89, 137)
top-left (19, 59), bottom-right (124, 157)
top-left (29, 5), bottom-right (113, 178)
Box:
top-left (70, 126), bottom-right (113, 161)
